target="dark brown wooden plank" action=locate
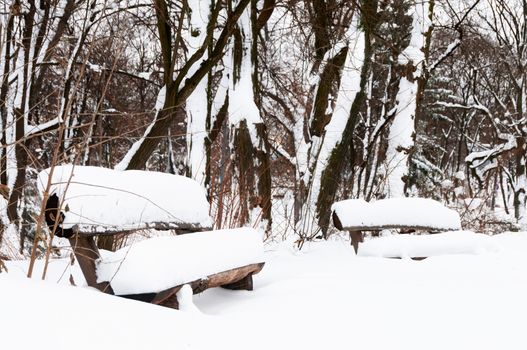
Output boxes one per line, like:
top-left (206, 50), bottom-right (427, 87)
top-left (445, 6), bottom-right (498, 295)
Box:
top-left (71, 222), bottom-right (210, 237)
top-left (157, 293), bottom-right (179, 309)
top-left (150, 262), bottom-right (265, 308)
top-left (207, 263), bottom-right (264, 289)
top-left (339, 223), bottom-right (449, 232)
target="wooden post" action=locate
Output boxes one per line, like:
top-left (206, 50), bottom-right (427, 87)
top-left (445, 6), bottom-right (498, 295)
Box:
top-left (350, 230), bottom-right (363, 254)
top-left (68, 236), bottom-right (114, 294)
top-left (221, 273), bottom-right (253, 291)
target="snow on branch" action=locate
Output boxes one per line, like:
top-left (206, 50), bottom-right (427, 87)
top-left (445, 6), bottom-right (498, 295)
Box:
top-left (114, 86), bottom-right (166, 171)
top-left (25, 117), bottom-right (62, 137)
top-left (433, 101), bottom-right (492, 116)
top-left (465, 134), bottom-right (517, 169)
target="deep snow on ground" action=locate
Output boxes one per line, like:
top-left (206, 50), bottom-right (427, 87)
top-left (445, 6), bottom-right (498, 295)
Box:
top-left (358, 230), bottom-right (498, 258)
top-left (2, 232), bottom-right (527, 350)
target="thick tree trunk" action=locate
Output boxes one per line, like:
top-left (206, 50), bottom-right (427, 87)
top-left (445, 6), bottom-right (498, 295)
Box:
top-left (6, 0), bottom-right (37, 224)
top-left (385, 0), bottom-right (433, 197)
top-left (226, 0), bottom-right (272, 231)
top-left (307, 1), bottom-right (378, 237)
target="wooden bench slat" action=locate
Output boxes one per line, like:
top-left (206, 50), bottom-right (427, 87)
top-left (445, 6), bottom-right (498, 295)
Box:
top-left (151, 263), bottom-right (265, 308)
top-left (71, 222), bottom-right (209, 237)
top-left (340, 224), bottom-right (451, 232)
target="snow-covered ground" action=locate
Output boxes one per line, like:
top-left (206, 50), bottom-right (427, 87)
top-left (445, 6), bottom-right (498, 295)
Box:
top-left (2, 232), bottom-right (527, 349)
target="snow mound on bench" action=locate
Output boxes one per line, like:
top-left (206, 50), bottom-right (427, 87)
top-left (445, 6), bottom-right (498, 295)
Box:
top-left (37, 165), bottom-right (212, 234)
top-left (96, 227), bottom-right (265, 295)
top-left (332, 197), bottom-right (461, 231)
top-left (358, 231), bottom-right (498, 258)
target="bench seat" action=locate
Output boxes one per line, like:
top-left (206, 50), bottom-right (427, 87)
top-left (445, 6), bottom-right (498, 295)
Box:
top-left (97, 228), bottom-right (265, 295)
top-left (121, 262), bottom-right (265, 308)
top-left (332, 198), bottom-right (462, 254)
top-left (68, 227), bottom-right (265, 309)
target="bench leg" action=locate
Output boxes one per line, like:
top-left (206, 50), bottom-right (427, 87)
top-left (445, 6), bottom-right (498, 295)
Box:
top-left (69, 236), bottom-right (113, 294)
top-left (349, 231), bottom-right (363, 254)
top-left (157, 293), bottom-right (180, 309)
top-left (221, 273), bottom-right (254, 291)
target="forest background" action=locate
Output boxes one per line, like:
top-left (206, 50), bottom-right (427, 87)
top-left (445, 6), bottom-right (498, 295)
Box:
top-left (0, 0), bottom-right (523, 259)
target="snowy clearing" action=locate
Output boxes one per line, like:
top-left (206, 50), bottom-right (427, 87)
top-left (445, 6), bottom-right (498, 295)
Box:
top-left (2, 232), bottom-right (527, 350)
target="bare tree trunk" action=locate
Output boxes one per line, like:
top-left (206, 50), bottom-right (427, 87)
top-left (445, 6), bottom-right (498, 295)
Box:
top-left (225, 0), bottom-right (272, 231)
top-left (302, 0), bottom-right (377, 237)
top-left (386, 0), bottom-right (433, 197)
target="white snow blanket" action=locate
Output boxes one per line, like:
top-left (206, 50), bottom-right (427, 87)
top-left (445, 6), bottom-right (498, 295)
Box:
top-left (332, 197), bottom-right (461, 231)
top-left (96, 227), bottom-right (265, 295)
top-left (4, 232), bottom-right (527, 350)
top-left (37, 165), bottom-right (213, 234)
top-left (358, 231), bottom-right (498, 258)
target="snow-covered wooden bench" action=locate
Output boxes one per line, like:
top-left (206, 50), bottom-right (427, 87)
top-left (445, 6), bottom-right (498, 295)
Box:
top-left (38, 166), bottom-right (264, 308)
top-left (97, 228), bottom-right (265, 308)
top-left (331, 198), bottom-right (462, 255)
